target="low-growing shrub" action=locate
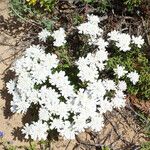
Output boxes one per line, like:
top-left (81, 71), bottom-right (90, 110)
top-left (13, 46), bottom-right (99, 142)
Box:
top-left (6, 14), bottom-right (149, 141)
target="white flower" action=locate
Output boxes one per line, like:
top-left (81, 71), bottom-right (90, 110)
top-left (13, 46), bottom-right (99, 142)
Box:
top-left (76, 56), bottom-right (99, 82)
top-left (108, 30), bottom-right (120, 41)
top-left (127, 71), bottom-right (140, 85)
top-left (103, 79), bottom-right (116, 91)
top-left (95, 38), bottom-right (109, 50)
top-left (11, 100), bottom-right (30, 114)
top-left (112, 90), bottom-right (126, 108)
top-left (88, 80), bottom-right (106, 99)
top-left (49, 71), bottom-right (75, 98)
top-left (132, 35), bottom-right (144, 48)
top-left (52, 28), bottom-right (66, 47)
top-left (21, 123), bottom-right (32, 139)
top-left (98, 98), bottom-right (113, 114)
top-left (78, 22), bottom-right (103, 38)
top-left (87, 14), bottom-right (100, 24)
top-left (73, 118), bottom-right (87, 133)
top-left (38, 29), bottom-right (51, 42)
top-left (118, 81), bottom-right (127, 91)
top-left (114, 65), bottom-right (128, 78)
top-left (76, 49), bottom-right (108, 83)
top-left (108, 31), bottom-right (131, 51)
top-left (77, 65), bottom-right (99, 82)
top-left (95, 50), bottom-right (108, 63)
top-left (55, 102), bottom-right (69, 119)
top-left (89, 115), bottom-right (104, 132)
top-left (112, 96), bottom-right (126, 108)
top-left (10, 93), bottom-right (30, 114)
top-left (77, 17), bottom-right (103, 40)
top-left (6, 80), bottom-right (16, 94)
top-left (22, 121), bottom-right (48, 140)
top-left (38, 86), bottom-right (60, 107)
top-left (39, 108), bottom-right (50, 121)
top-left (60, 127), bottom-right (76, 139)
top-left (50, 118), bottom-right (64, 130)
top-left (116, 33), bottom-right (131, 51)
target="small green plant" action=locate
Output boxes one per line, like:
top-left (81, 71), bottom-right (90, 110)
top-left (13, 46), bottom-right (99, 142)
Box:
top-left (83, 0), bottom-right (94, 3)
top-left (39, 0), bottom-right (57, 12)
top-left (124, 0), bottom-right (142, 11)
top-left (7, 146), bottom-right (16, 150)
top-left (10, 0), bottom-right (56, 22)
top-left (27, 141), bottom-right (36, 150)
top-left (3, 143), bottom-right (17, 150)
top-left (141, 142), bottom-right (150, 150)
top-left (72, 13), bottom-right (84, 26)
top-left (83, 0), bottom-right (111, 13)
top-left (127, 109), bottom-right (150, 150)
top-left (10, 0), bottom-right (32, 17)
top-left (26, 0), bottom-right (57, 12)
top-left (102, 146), bottom-right (111, 150)
top-left (41, 19), bottom-right (54, 30)
top-left (97, 0), bottom-right (111, 13)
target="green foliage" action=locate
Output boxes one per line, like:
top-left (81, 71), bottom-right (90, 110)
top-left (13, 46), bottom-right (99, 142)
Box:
top-left (83, 0), bottom-right (94, 3)
top-left (10, 0), bottom-right (32, 17)
top-left (107, 45), bottom-right (150, 100)
top-left (27, 142), bottom-right (36, 150)
top-left (25, 0), bottom-right (56, 12)
top-left (39, 0), bottom-right (56, 12)
top-left (126, 107), bottom-right (150, 150)
top-left (7, 146), bottom-right (16, 150)
top-left (83, 0), bottom-right (111, 13)
top-left (41, 19), bottom-right (54, 30)
top-left (141, 142), bottom-right (150, 150)
top-left (83, 0), bottom-right (143, 13)
top-left (97, 0), bottom-right (110, 13)
top-left (10, 0), bottom-right (56, 19)
top-left (102, 146), bottom-right (111, 150)
top-left (124, 0), bottom-right (142, 11)
top-left (3, 144), bottom-right (17, 150)
top-left (139, 112), bottom-right (150, 138)
top-left (72, 13), bottom-right (84, 26)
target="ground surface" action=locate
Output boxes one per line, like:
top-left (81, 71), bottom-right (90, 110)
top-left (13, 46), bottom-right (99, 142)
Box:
top-left (0, 1), bottom-right (148, 149)
top-left (0, 0), bottom-right (29, 148)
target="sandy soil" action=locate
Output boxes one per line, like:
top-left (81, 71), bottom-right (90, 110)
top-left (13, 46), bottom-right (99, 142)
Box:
top-left (0, 1), bottom-right (30, 148)
top-left (0, 0), bottom-right (9, 19)
top-left (0, 0), bottom-right (147, 149)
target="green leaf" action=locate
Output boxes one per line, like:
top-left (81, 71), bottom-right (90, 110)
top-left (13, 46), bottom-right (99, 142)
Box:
top-left (84, 0), bottom-right (93, 3)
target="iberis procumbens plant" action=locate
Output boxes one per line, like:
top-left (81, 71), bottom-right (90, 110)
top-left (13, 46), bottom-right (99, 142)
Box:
top-left (6, 14), bottom-right (144, 140)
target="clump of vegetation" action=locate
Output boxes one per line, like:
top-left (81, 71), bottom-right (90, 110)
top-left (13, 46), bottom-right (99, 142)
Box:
top-left (107, 45), bottom-right (150, 100)
top-left (6, 0), bottom-right (150, 149)
top-left (26, 0), bottom-right (57, 12)
top-left (6, 14), bottom-right (148, 143)
top-left (124, 0), bottom-right (142, 11)
top-left (141, 142), bottom-right (150, 150)
top-left (83, 0), bottom-right (111, 13)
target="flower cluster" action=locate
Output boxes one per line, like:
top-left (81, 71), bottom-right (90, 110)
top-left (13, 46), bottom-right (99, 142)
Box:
top-left (108, 30), bottom-right (144, 51)
top-left (6, 14), bottom-right (144, 141)
top-left (114, 65), bottom-right (139, 85)
top-left (38, 27), bottom-right (66, 47)
top-left (52, 28), bottom-right (66, 47)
